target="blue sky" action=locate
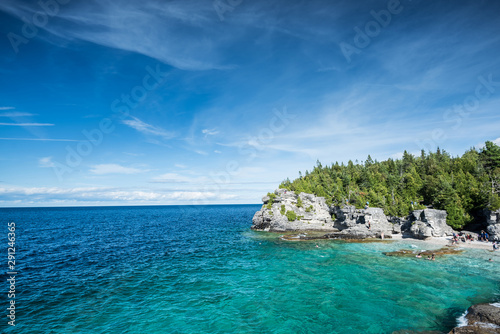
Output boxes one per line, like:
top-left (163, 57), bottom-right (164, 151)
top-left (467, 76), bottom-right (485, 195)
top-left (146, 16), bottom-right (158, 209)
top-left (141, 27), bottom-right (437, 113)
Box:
top-left (0, 0), bottom-right (499, 207)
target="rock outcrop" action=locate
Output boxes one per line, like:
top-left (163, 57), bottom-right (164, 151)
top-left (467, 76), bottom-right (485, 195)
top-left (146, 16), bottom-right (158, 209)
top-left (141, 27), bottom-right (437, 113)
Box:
top-left (331, 205), bottom-right (393, 238)
top-left (252, 190), bottom-right (456, 238)
top-left (404, 209), bottom-right (455, 239)
top-left (486, 209), bottom-right (500, 241)
top-left (449, 303), bottom-right (500, 334)
top-left (252, 189), bottom-right (335, 232)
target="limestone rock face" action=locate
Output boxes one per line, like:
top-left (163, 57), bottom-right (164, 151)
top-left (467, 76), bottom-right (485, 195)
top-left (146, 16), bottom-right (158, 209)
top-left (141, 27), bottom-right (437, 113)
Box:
top-left (251, 189), bottom-right (335, 232)
top-left (389, 217), bottom-right (405, 234)
top-left (449, 303), bottom-right (500, 334)
top-left (331, 206), bottom-right (393, 238)
top-left (486, 209), bottom-right (500, 241)
top-left (406, 209), bottom-right (454, 239)
top-left (252, 191), bottom-right (458, 239)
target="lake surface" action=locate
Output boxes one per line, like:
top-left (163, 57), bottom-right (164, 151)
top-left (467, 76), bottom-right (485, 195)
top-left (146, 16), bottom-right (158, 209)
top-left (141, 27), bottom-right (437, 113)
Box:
top-left (1, 205), bottom-right (499, 333)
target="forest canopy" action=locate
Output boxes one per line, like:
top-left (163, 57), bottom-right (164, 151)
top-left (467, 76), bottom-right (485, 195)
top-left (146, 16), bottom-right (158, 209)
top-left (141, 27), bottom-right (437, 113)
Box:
top-left (279, 141), bottom-right (500, 229)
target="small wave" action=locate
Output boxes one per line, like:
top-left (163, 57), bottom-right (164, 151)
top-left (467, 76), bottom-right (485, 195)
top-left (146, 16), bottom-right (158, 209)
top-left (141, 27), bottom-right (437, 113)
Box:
top-left (456, 310), bottom-right (468, 327)
top-left (490, 302), bottom-right (500, 308)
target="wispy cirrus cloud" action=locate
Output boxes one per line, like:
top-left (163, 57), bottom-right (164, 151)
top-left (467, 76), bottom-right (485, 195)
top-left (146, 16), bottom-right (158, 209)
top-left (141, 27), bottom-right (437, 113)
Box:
top-left (89, 164), bottom-right (147, 175)
top-left (151, 172), bottom-right (208, 184)
top-left (202, 128), bottom-right (219, 136)
top-left (0, 122), bottom-right (53, 126)
top-left (0, 0), bottom-right (235, 70)
top-left (122, 116), bottom-right (175, 139)
top-left (39, 157), bottom-right (55, 168)
top-left (0, 137), bottom-right (79, 142)
top-left (0, 112), bottom-right (36, 117)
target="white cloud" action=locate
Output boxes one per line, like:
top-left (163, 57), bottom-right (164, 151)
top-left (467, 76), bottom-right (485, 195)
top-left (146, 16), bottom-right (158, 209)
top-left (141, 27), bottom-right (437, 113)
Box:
top-left (0, 0), bottom-right (235, 70)
top-left (0, 186), bottom-right (238, 205)
top-left (152, 172), bottom-right (208, 184)
top-left (493, 137), bottom-right (500, 145)
top-left (0, 107), bottom-right (14, 110)
top-left (123, 152), bottom-right (144, 157)
top-left (0, 138), bottom-right (78, 142)
top-left (89, 164), bottom-right (145, 175)
top-left (202, 128), bottom-right (219, 136)
top-left (174, 164), bottom-right (187, 169)
top-left (39, 157), bottom-right (55, 168)
top-left (214, 150), bottom-right (222, 154)
top-left (0, 112), bottom-right (35, 117)
top-left (122, 116), bottom-right (175, 139)
top-left (0, 122), bottom-right (53, 126)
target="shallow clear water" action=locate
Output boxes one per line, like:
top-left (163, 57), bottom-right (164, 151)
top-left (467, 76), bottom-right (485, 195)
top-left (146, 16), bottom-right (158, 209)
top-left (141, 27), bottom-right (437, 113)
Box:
top-left (1, 205), bottom-right (499, 333)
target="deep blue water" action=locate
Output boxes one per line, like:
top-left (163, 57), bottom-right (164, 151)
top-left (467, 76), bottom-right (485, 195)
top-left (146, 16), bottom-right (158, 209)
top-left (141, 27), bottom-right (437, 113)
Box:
top-left (1, 205), bottom-right (499, 333)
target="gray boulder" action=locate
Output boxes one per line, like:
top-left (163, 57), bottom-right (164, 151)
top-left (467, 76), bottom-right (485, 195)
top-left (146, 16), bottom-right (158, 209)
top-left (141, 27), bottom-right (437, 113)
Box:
top-left (331, 206), bottom-right (393, 238)
top-left (389, 216), bottom-right (405, 234)
top-left (486, 209), bottom-right (500, 241)
top-left (406, 209), bottom-right (454, 239)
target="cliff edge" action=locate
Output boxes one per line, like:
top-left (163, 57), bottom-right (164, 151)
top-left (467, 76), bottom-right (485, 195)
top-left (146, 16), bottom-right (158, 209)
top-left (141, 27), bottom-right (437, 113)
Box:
top-left (252, 189), bottom-right (335, 232)
top-left (252, 189), bottom-right (456, 239)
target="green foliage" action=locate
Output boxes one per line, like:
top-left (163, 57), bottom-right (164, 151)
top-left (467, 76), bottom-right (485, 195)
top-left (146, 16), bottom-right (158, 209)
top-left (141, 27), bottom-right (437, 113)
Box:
top-left (279, 144), bottom-right (500, 229)
top-left (480, 141), bottom-right (500, 208)
top-left (280, 205), bottom-right (286, 215)
top-left (266, 192), bottom-right (276, 209)
top-left (305, 205), bottom-right (314, 212)
top-left (490, 194), bottom-right (500, 211)
top-left (296, 196), bottom-right (303, 208)
top-left (286, 210), bottom-right (297, 221)
top-left (480, 141), bottom-right (500, 170)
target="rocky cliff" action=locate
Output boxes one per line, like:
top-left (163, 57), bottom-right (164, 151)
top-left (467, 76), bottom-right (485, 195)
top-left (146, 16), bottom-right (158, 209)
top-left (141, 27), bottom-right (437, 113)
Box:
top-left (252, 189), bottom-right (456, 238)
top-left (252, 189), bottom-right (335, 232)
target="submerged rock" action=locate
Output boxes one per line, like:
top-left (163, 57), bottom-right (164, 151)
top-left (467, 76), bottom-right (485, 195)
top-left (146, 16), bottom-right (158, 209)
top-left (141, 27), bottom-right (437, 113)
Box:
top-left (383, 247), bottom-right (463, 258)
top-left (280, 232), bottom-right (391, 242)
top-left (449, 303), bottom-right (500, 334)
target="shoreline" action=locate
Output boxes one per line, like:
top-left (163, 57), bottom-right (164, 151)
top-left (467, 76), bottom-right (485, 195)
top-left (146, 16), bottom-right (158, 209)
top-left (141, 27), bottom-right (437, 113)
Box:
top-left (274, 230), bottom-right (499, 252)
top-left (391, 234), bottom-right (498, 251)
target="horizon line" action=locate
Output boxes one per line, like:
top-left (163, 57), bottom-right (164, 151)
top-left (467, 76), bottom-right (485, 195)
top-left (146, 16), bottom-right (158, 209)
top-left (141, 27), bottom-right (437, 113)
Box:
top-left (0, 203), bottom-right (262, 209)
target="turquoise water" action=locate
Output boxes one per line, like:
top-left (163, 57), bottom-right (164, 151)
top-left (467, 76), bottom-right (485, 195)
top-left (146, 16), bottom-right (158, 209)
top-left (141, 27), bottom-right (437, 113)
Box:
top-left (1, 205), bottom-right (499, 333)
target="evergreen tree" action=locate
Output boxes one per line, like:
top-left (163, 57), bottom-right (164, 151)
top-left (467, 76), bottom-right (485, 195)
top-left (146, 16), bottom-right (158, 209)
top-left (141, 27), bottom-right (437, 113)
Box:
top-left (279, 144), bottom-right (500, 229)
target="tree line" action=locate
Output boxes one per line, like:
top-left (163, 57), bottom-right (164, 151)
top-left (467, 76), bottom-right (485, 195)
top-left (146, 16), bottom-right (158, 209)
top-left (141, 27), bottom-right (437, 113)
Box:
top-left (279, 141), bottom-right (500, 229)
